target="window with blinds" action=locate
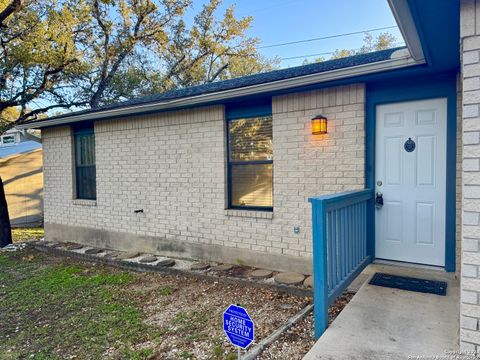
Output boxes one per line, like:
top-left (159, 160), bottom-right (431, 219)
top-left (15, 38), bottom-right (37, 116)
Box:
top-left (73, 124), bottom-right (96, 200)
top-left (228, 116), bottom-right (273, 210)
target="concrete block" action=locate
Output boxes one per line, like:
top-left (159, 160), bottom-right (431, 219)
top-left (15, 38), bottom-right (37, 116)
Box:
top-left (464, 131), bottom-right (480, 145)
top-left (460, 341), bottom-right (477, 353)
top-left (462, 315), bottom-right (479, 330)
top-left (464, 36), bottom-right (480, 51)
top-left (465, 159), bottom-right (480, 172)
top-left (461, 238), bottom-right (476, 254)
top-left (462, 290), bottom-right (479, 304)
top-left (465, 185), bottom-right (480, 199)
top-left (461, 0), bottom-right (476, 38)
top-left (464, 50), bottom-right (480, 65)
top-left (464, 77), bottom-right (480, 91)
top-left (464, 105), bottom-right (480, 118)
top-left (463, 264), bottom-right (479, 278)
top-left (465, 212), bottom-right (480, 225)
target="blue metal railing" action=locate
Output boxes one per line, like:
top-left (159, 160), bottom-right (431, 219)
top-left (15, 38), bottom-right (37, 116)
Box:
top-left (309, 189), bottom-right (374, 339)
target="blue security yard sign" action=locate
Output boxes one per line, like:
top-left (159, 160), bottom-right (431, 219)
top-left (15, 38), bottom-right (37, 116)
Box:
top-left (223, 304), bottom-right (255, 349)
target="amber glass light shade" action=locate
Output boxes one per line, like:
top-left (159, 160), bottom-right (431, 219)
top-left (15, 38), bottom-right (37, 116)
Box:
top-left (312, 115), bottom-right (327, 134)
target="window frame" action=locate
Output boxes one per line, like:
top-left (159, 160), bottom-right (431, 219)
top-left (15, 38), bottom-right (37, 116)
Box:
top-left (73, 124), bottom-right (96, 201)
top-left (226, 112), bottom-right (273, 211)
top-left (1, 135), bottom-right (15, 145)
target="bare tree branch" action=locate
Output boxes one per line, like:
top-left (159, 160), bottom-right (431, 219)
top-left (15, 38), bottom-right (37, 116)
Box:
top-left (0, 0), bottom-right (22, 28)
top-left (17, 101), bottom-right (89, 122)
top-left (208, 62), bottom-right (228, 83)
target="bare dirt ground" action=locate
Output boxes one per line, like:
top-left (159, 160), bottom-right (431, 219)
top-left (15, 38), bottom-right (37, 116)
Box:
top-left (0, 247), bottom-right (353, 360)
top-left (257, 292), bottom-right (355, 360)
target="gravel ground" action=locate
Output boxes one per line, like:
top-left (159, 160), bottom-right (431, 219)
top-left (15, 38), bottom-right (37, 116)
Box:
top-left (257, 292), bottom-right (355, 360)
top-left (135, 274), bottom-right (312, 359)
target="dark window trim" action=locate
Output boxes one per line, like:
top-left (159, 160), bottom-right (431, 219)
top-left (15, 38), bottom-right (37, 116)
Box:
top-left (73, 121), bottom-right (95, 135)
top-left (73, 123), bottom-right (96, 200)
top-left (226, 112), bottom-right (273, 211)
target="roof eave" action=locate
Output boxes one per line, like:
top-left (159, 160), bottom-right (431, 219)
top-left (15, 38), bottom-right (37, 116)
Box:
top-left (387, 0), bottom-right (427, 63)
top-left (17, 53), bottom-right (423, 129)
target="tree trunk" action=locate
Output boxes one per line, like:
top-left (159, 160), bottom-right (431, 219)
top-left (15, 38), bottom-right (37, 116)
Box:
top-left (0, 176), bottom-right (12, 247)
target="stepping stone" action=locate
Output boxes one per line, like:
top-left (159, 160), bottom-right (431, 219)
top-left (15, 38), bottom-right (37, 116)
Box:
top-left (58, 242), bottom-right (74, 248)
top-left (139, 255), bottom-right (157, 263)
top-left (66, 243), bottom-right (84, 250)
top-left (156, 259), bottom-right (175, 267)
top-left (274, 272), bottom-right (305, 286)
top-left (85, 248), bottom-right (103, 255)
top-left (191, 262), bottom-right (210, 271)
top-left (212, 264), bottom-right (233, 272)
top-left (118, 252), bottom-right (140, 260)
top-left (304, 276), bottom-right (314, 288)
top-left (103, 252), bottom-right (119, 259)
top-left (250, 269), bottom-right (273, 280)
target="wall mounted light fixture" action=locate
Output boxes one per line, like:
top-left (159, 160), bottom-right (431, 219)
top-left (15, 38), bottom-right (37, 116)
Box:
top-left (311, 115), bottom-right (327, 135)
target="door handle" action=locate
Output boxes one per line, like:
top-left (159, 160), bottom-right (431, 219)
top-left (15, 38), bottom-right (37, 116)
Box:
top-left (375, 192), bottom-right (384, 209)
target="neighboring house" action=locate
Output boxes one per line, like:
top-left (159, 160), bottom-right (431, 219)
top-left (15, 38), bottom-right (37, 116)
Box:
top-left (16, 0), bottom-right (480, 352)
top-left (0, 129), bottom-right (43, 226)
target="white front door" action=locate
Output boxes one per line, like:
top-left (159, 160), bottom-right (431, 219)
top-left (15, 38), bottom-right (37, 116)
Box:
top-left (375, 98), bottom-right (447, 267)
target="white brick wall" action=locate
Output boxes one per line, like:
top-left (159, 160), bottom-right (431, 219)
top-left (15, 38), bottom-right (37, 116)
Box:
top-left (271, 84), bottom-right (365, 258)
top-left (42, 84), bottom-right (365, 272)
top-left (458, 75), bottom-right (464, 272)
top-left (461, 0), bottom-right (480, 350)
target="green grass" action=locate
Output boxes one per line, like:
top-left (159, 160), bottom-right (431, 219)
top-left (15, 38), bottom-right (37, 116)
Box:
top-left (0, 251), bottom-right (159, 359)
top-left (0, 252), bottom-right (15, 267)
top-left (158, 285), bottom-right (174, 296)
top-left (0, 250), bottom-right (254, 360)
top-left (173, 310), bottom-right (210, 335)
top-left (11, 227), bottom-right (44, 242)
top-left (122, 348), bottom-right (156, 360)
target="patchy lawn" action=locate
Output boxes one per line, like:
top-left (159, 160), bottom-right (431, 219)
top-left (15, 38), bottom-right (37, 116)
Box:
top-left (0, 249), bottom-right (312, 359)
top-left (11, 227), bottom-right (44, 242)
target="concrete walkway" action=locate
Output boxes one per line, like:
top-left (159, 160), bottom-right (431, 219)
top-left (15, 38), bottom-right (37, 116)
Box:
top-left (303, 263), bottom-right (459, 360)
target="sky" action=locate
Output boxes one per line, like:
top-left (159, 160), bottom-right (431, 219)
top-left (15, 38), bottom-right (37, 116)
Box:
top-left (186, 0), bottom-right (404, 68)
top-left (32, 0), bottom-right (405, 115)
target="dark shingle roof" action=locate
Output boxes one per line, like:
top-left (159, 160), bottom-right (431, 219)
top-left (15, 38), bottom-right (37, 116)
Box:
top-left (27, 47), bottom-right (404, 123)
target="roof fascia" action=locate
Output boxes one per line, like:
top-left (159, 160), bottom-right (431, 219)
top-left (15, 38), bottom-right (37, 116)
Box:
top-left (387, 0), bottom-right (427, 63)
top-left (18, 53), bottom-right (423, 129)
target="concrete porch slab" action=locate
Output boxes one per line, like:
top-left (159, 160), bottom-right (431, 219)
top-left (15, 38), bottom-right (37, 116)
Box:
top-left (303, 263), bottom-right (459, 360)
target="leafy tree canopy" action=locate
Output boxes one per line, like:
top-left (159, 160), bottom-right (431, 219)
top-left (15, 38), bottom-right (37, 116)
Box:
top-left (0, 0), bottom-right (278, 130)
top-left (303, 32), bottom-right (398, 64)
top-left (1, 1), bottom-right (398, 132)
